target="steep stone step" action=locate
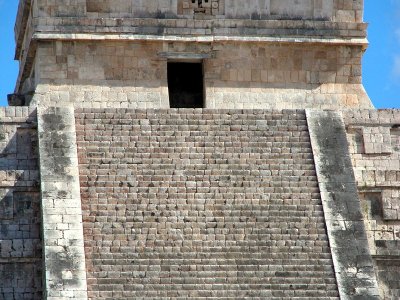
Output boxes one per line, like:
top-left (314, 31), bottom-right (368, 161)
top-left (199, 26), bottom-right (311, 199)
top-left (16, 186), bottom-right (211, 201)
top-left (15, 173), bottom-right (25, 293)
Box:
top-left (76, 109), bottom-right (339, 299)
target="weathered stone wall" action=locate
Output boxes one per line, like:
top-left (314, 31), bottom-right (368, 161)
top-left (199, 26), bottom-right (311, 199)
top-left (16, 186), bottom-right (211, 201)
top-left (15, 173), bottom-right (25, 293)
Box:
top-left (34, 0), bottom-right (361, 22)
top-left (344, 109), bottom-right (400, 299)
top-left (36, 0), bottom-right (86, 17)
top-left (334, 0), bottom-right (363, 22)
top-left (37, 106), bottom-right (88, 299)
top-left (30, 40), bottom-right (371, 109)
top-left (14, 0), bottom-right (367, 101)
top-left (0, 107), bottom-right (41, 299)
top-left (76, 108), bottom-right (339, 299)
top-left (205, 43), bottom-right (369, 109)
top-left (32, 40), bottom-right (167, 108)
top-left (307, 110), bottom-right (379, 299)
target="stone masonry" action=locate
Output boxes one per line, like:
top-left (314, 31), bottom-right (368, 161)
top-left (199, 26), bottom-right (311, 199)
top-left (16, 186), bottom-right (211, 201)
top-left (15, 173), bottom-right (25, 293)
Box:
top-left (0, 107), bottom-right (41, 299)
top-left (38, 106), bottom-right (87, 299)
top-left (76, 109), bottom-right (339, 299)
top-left (307, 110), bottom-right (379, 299)
top-left (344, 110), bottom-right (400, 299)
top-left (1, 0), bottom-right (400, 299)
top-left (13, 0), bottom-right (370, 109)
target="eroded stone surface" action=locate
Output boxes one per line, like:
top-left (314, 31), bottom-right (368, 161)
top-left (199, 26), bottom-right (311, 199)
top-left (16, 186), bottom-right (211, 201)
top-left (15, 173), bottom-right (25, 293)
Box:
top-left (344, 110), bottom-right (400, 299)
top-left (14, 0), bottom-right (370, 109)
top-left (38, 106), bottom-right (88, 300)
top-left (307, 110), bottom-right (380, 300)
top-left (5, 1), bottom-right (400, 299)
top-left (76, 109), bottom-right (339, 299)
top-left (0, 107), bottom-right (42, 299)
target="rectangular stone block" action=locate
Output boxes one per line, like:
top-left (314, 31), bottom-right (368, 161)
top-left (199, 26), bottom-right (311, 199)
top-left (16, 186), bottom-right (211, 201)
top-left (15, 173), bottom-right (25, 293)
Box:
top-left (0, 189), bottom-right (13, 220)
top-left (87, 0), bottom-right (132, 13)
top-left (362, 127), bottom-right (392, 154)
top-left (382, 190), bottom-right (400, 221)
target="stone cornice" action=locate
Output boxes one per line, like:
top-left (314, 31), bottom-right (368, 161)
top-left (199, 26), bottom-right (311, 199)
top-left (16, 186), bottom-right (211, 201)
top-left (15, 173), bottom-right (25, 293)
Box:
top-left (15, 0), bottom-right (32, 60)
top-left (32, 17), bottom-right (367, 39)
top-left (32, 32), bottom-right (368, 47)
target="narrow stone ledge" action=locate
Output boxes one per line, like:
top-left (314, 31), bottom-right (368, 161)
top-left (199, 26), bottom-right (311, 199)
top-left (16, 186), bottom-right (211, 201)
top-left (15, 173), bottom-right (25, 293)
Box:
top-left (306, 110), bottom-right (380, 300)
top-left (32, 32), bottom-right (368, 47)
top-left (38, 106), bottom-right (88, 300)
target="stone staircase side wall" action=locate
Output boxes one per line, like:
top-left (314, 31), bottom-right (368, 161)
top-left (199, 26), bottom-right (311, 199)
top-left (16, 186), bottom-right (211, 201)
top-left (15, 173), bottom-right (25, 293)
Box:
top-left (306, 110), bottom-right (380, 299)
top-left (0, 107), bottom-right (42, 299)
top-left (343, 109), bottom-right (400, 299)
top-left (37, 106), bottom-right (88, 300)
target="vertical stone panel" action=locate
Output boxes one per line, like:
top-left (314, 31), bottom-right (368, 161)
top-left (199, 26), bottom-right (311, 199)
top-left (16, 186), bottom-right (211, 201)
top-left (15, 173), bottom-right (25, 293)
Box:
top-left (306, 110), bottom-right (380, 299)
top-left (38, 106), bottom-right (88, 300)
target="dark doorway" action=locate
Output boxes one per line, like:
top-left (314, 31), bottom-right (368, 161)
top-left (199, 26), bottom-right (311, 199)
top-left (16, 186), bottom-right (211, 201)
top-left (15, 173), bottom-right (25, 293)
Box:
top-left (168, 62), bottom-right (204, 108)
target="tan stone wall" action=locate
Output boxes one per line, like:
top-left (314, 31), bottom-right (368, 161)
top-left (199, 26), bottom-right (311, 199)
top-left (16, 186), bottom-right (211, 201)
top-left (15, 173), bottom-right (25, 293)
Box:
top-left (36, 0), bottom-right (86, 17)
top-left (204, 42), bottom-right (370, 109)
top-left (15, 1), bottom-right (366, 94)
top-left (344, 110), bottom-right (400, 299)
top-left (34, 0), bottom-right (362, 22)
top-left (334, 0), bottom-right (363, 22)
top-left (30, 40), bottom-right (372, 109)
top-left (32, 40), bottom-right (167, 108)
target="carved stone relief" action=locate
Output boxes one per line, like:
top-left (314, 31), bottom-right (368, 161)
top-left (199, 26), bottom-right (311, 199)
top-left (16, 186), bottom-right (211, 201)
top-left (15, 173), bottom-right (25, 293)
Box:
top-left (178, 0), bottom-right (224, 16)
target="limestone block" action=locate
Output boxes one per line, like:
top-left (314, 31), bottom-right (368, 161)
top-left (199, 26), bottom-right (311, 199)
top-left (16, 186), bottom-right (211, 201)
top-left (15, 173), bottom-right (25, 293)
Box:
top-left (362, 126), bottom-right (392, 155)
top-left (382, 190), bottom-right (400, 221)
top-left (225, 0), bottom-right (268, 18)
top-left (271, 0), bottom-right (314, 18)
top-left (0, 189), bottom-right (13, 220)
top-left (86, 0), bottom-right (132, 13)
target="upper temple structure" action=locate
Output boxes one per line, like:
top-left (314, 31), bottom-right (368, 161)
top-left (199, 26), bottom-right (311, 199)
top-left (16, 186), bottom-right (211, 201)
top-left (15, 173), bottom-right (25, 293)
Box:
top-left (1, 1), bottom-right (400, 299)
top-left (12, 0), bottom-right (372, 109)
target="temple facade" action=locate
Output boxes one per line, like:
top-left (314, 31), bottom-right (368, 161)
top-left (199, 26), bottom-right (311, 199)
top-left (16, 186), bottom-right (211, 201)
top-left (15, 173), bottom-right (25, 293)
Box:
top-left (13, 0), bottom-right (371, 109)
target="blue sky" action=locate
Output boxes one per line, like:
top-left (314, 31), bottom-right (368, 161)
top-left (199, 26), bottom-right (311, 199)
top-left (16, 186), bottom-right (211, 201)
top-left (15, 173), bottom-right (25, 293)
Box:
top-left (363, 0), bottom-right (400, 108)
top-left (0, 0), bottom-right (18, 107)
top-left (0, 1), bottom-right (399, 108)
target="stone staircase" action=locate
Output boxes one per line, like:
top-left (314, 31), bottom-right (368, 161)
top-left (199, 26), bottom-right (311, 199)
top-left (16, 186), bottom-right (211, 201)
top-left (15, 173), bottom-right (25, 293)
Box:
top-left (76, 109), bottom-right (339, 299)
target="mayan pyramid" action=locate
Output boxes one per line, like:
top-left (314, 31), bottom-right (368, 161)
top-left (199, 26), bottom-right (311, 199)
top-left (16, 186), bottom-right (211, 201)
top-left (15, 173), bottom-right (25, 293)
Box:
top-left (0, 0), bottom-right (399, 299)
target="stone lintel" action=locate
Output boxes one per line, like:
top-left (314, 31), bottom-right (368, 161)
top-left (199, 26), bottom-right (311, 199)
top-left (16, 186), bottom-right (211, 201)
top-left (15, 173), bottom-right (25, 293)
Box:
top-left (158, 51), bottom-right (213, 60)
top-left (306, 110), bottom-right (380, 300)
top-left (38, 106), bottom-right (88, 300)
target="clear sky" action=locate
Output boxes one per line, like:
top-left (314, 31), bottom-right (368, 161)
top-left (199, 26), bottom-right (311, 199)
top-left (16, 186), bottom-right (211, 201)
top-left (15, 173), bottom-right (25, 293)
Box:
top-left (363, 0), bottom-right (400, 108)
top-left (0, 0), bottom-right (399, 108)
